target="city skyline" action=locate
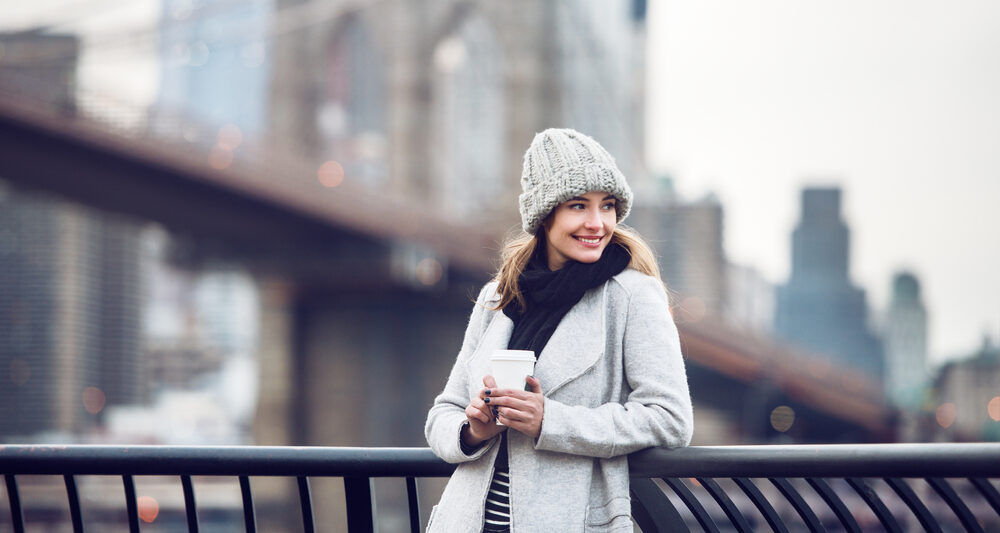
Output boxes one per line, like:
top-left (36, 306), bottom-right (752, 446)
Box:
top-left (4, 1), bottom-right (997, 364)
top-left (648, 0), bottom-right (1000, 363)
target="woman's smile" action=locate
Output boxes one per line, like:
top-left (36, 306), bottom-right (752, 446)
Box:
top-left (574, 235), bottom-right (603, 246)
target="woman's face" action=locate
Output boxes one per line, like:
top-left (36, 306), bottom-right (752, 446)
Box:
top-left (543, 191), bottom-right (618, 271)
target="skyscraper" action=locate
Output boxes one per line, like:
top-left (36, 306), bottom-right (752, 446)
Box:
top-left (884, 272), bottom-right (928, 406)
top-left (632, 192), bottom-right (727, 317)
top-left (0, 33), bottom-right (143, 440)
top-left (775, 187), bottom-right (884, 380)
top-left (0, 188), bottom-right (143, 440)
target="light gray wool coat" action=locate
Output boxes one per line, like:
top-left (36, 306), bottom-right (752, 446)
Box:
top-left (424, 268), bottom-right (694, 533)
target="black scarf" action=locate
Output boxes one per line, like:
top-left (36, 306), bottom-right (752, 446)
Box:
top-left (503, 242), bottom-right (631, 355)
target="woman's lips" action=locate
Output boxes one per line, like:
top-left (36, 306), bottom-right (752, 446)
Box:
top-left (574, 235), bottom-right (603, 247)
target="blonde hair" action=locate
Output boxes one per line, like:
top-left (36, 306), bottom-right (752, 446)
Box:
top-left (491, 225), bottom-right (663, 311)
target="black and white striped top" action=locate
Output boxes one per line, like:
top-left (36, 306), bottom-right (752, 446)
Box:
top-left (482, 469), bottom-right (511, 532)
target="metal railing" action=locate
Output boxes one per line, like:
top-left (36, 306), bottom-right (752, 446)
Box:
top-left (2, 443), bottom-right (999, 532)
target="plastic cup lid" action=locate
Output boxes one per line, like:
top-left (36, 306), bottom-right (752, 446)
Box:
top-left (490, 349), bottom-right (535, 361)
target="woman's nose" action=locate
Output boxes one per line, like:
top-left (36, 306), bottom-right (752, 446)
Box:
top-left (583, 208), bottom-right (602, 229)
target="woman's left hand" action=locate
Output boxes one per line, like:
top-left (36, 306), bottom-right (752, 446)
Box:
top-left (490, 376), bottom-right (545, 438)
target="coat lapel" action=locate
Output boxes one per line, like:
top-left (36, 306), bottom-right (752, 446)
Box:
top-left (534, 282), bottom-right (608, 396)
top-left (466, 281), bottom-right (609, 397)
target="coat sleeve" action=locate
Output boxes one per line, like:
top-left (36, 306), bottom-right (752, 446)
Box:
top-left (535, 274), bottom-right (694, 458)
top-left (424, 284), bottom-right (500, 463)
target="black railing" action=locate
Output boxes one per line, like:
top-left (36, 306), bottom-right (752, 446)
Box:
top-left (2, 443), bottom-right (999, 532)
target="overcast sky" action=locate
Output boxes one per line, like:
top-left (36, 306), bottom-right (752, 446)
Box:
top-left (647, 0), bottom-right (1000, 364)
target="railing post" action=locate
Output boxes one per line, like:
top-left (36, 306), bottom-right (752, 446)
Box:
top-left (297, 476), bottom-right (315, 533)
top-left (239, 476), bottom-right (257, 533)
top-left (63, 475), bottom-right (85, 533)
top-left (122, 475), bottom-right (140, 533)
top-left (344, 476), bottom-right (376, 533)
top-left (181, 475), bottom-right (200, 533)
top-left (629, 477), bottom-right (688, 533)
top-left (406, 477), bottom-right (421, 533)
top-left (5, 474), bottom-right (25, 533)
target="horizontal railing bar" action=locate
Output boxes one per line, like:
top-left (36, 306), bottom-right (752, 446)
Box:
top-left (1, 443), bottom-right (1000, 478)
top-left (628, 443), bottom-right (1000, 478)
top-left (0, 446), bottom-right (455, 477)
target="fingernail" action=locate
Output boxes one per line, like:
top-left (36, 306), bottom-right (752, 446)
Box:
top-left (485, 389), bottom-right (491, 395)
top-left (484, 397), bottom-right (490, 404)
top-left (492, 407), bottom-right (499, 417)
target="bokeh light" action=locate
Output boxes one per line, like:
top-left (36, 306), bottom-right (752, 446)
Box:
top-left (936, 403), bottom-right (957, 429)
top-left (416, 258), bottom-right (443, 286)
top-left (434, 36), bottom-right (467, 72)
top-left (318, 161), bottom-right (345, 187)
top-left (137, 496), bottom-right (159, 523)
top-left (208, 146), bottom-right (233, 170)
top-left (216, 124), bottom-right (243, 150)
top-left (82, 387), bottom-right (107, 415)
top-left (988, 397), bottom-right (1000, 422)
top-left (770, 405), bottom-right (795, 432)
top-left (189, 42), bottom-right (210, 67)
top-left (10, 358), bottom-right (30, 386)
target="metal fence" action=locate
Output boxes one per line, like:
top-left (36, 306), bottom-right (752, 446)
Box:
top-left (2, 443), bottom-right (999, 532)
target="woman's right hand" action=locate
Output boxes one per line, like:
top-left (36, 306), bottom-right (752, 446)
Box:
top-left (462, 375), bottom-right (506, 447)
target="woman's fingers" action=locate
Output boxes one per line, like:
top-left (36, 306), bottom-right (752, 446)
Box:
top-left (487, 377), bottom-right (544, 437)
top-left (525, 375), bottom-right (542, 393)
top-left (465, 403), bottom-right (490, 424)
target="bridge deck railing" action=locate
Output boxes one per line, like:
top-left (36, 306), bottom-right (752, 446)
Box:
top-left (2, 443), bottom-right (1000, 532)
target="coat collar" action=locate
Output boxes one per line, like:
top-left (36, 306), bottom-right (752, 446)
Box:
top-left (466, 282), bottom-right (608, 397)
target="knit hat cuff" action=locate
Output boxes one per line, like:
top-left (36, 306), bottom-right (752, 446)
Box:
top-left (519, 163), bottom-right (632, 234)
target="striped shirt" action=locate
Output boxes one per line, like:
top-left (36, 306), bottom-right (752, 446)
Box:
top-left (482, 469), bottom-right (511, 532)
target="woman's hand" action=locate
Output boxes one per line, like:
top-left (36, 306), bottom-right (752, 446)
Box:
top-left (462, 376), bottom-right (507, 447)
top-left (489, 376), bottom-right (545, 438)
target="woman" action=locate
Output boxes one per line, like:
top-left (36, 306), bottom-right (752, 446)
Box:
top-left (425, 128), bottom-right (693, 533)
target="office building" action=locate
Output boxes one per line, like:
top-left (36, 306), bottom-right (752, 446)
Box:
top-left (775, 187), bottom-right (884, 380)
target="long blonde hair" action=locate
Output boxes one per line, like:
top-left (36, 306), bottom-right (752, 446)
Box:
top-left (491, 225), bottom-right (663, 311)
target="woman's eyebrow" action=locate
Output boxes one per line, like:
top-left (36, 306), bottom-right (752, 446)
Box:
top-left (567, 195), bottom-right (616, 202)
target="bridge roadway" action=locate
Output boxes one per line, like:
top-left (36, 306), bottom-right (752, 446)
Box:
top-left (0, 96), bottom-right (892, 436)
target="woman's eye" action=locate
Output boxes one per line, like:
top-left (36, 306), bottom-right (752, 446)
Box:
top-left (568, 203), bottom-right (585, 210)
top-left (602, 203), bottom-right (616, 210)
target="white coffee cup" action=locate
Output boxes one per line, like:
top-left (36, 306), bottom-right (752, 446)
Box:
top-left (489, 350), bottom-right (536, 425)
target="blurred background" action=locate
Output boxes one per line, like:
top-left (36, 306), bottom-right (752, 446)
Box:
top-left (1, 0), bottom-right (998, 529)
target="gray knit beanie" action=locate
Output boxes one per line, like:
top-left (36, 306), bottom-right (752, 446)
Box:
top-left (519, 128), bottom-right (632, 235)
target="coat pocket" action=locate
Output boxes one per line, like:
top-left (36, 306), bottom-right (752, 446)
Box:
top-left (584, 496), bottom-right (632, 531)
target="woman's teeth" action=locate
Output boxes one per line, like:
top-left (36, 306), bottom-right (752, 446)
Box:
top-left (577, 237), bottom-right (600, 244)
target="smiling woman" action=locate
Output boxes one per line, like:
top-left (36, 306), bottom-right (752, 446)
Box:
top-left (424, 128), bottom-right (693, 533)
